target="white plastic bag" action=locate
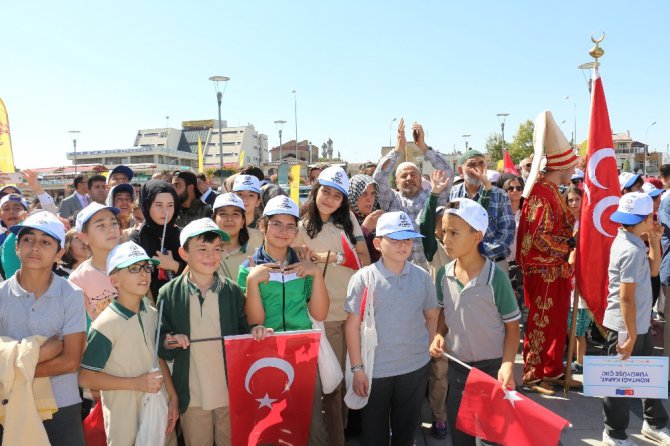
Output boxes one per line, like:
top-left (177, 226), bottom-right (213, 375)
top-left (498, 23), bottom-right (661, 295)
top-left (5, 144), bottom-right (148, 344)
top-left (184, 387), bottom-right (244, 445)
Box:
top-left (310, 315), bottom-right (344, 394)
top-left (344, 281), bottom-right (377, 410)
top-left (135, 369), bottom-right (168, 446)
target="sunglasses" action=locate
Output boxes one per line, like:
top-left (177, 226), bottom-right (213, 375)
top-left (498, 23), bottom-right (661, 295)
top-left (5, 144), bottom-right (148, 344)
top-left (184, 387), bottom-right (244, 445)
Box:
top-left (506, 186), bottom-right (523, 192)
top-left (571, 178), bottom-right (583, 184)
top-left (523, 163), bottom-right (532, 168)
top-left (126, 264), bottom-right (155, 274)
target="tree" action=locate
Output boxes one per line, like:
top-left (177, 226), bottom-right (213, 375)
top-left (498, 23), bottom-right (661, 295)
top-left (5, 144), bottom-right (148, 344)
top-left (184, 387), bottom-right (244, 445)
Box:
top-left (485, 133), bottom-right (506, 164)
top-left (507, 120), bottom-right (535, 162)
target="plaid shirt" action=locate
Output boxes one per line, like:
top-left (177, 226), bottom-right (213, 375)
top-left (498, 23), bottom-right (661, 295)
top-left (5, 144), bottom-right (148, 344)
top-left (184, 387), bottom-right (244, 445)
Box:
top-left (373, 149), bottom-right (453, 270)
top-left (450, 183), bottom-right (515, 260)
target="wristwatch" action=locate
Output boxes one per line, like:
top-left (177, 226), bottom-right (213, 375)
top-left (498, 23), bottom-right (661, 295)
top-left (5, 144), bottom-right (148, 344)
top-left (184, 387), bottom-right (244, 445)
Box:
top-left (335, 252), bottom-right (344, 265)
top-left (350, 364), bottom-right (365, 373)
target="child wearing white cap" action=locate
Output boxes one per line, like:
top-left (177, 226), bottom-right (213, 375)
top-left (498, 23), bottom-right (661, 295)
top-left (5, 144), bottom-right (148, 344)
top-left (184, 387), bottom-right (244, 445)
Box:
top-left (232, 174), bottom-right (262, 229)
top-left (428, 198), bottom-right (521, 446)
top-left (79, 242), bottom-right (179, 445)
top-left (157, 218), bottom-right (269, 446)
top-left (238, 195), bottom-right (329, 444)
top-left (345, 211), bottom-right (439, 445)
top-left (602, 192), bottom-right (670, 445)
top-left (68, 202), bottom-right (122, 332)
top-left (0, 211), bottom-right (87, 445)
top-left (294, 165), bottom-right (371, 443)
top-left (212, 193), bottom-right (263, 281)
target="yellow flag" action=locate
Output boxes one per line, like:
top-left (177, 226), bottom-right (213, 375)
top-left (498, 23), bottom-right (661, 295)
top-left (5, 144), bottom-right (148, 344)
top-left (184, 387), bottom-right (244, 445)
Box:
top-left (238, 150), bottom-right (245, 167)
top-left (0, 98), bottom-right (16, 173)
top-left (579, 139), bottom-right (588, 157)
top-left (197, 137), bottom-right (204, 172)
top-left (290, 164), bottom-right (301, 204)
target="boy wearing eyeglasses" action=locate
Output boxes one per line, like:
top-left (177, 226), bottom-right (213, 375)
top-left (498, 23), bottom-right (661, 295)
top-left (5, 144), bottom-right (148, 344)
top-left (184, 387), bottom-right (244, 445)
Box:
top-left (79, 242), bottom-right (179, 445)
top-left (157, 218), bottom-right (269, 446)
top-left (429, 198), bottom-right (521, 446)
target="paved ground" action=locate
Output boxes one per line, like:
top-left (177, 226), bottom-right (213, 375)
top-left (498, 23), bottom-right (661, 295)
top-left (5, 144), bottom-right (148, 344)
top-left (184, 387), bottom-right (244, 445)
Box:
top-left (345, 326), bottom-right (670, 445)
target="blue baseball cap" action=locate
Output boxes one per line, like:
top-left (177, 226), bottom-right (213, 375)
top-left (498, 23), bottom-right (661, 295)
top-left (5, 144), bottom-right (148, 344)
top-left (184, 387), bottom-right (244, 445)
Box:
top-left (376, 211), bottom-right (423, 240)
top-left (642, 182), bottom-right (663, 198)
top-left (619, 172), bottom-right (641, 191)
top-left (318, 166), bottom-right (349, 196)
top-left (110, 165), bottom-right (134, 182)
top-left (610, 192), bottom-right (653, 225)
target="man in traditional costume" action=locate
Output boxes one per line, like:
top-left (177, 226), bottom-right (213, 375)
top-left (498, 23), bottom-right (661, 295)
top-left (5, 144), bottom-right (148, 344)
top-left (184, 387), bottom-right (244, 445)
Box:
top-left (517, 110), bottom-right (579, 395)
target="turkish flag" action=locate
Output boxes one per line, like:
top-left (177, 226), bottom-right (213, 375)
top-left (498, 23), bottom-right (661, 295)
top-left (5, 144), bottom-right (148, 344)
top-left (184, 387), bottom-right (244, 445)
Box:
top-left (503, 150), bottom-right (519, 175)
top-left (576, 68), bottom-right (621, 324)
top-left (340, 231), bottom-right (362, 270)
top-left (224, 330), bottom-right (320, 446)
top-left (456, 367), bottom-right (571, 446)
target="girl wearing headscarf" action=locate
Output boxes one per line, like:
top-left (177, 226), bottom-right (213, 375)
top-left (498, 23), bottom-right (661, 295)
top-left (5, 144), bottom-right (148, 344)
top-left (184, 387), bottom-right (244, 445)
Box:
top-left (130, 180), bottom-right (186, 300)
top-left (348, 174), bottom-right (382, 263)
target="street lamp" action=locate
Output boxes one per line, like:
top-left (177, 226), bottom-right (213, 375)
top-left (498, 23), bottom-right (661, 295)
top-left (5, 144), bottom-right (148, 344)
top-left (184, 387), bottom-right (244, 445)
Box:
top-left (388, 118), bottom-right (397, 148)
top-left (645, 121), bottom-right (657, 176)
top-left (565, 96), bottom-right (577, 148)
top-left (578, 62), bottom-right (597, 93)
top-left (274, 120), bottom-right (286, 162)
top-left (69, 130), bottom-right (80, 175)
top-left (461, 134), bottom-right (471, 150)
top-left (292, 90), bottom-right (298, 161)
top-left (497, 113), bottom-right (509, 157)
top-left (209, 75), bottom-right (230, 181)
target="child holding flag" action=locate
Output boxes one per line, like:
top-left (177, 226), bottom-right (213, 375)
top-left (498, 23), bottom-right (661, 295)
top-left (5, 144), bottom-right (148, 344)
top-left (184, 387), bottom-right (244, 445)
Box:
top-left (429, 198), bottom-right (520, 446)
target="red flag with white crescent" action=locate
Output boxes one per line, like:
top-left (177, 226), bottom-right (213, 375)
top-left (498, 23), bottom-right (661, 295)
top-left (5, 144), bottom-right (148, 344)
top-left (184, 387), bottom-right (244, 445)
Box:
top-left (224, 331), bottom-right (320, 446)
top-left (503, 150), bottom-right (519, 175)
top-left (576, 68), bottom-right (621, 324)
top-left (340, 231), bottom-right (362, 270)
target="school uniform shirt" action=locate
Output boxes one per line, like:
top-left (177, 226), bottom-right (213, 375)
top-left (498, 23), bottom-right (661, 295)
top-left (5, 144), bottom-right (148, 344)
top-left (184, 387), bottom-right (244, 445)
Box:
top-left (186, 278), bottom-right (229, 410)
top-left (217, 228), bottom-right (263, 281)
top-left (603, 228), bottom-right (653, 335)
top-left (345, 260), bottom-right (438, 378)
top-left (436, 258), bottom-right (520, 363)
top-left (80, 298), bottom-right (164, 445)
top-left (69, 259), bottom-right (118, 331)
top-left (0, 273), bottom-right (85, 408)
top-left (294, 212), bottom-right (364, 321)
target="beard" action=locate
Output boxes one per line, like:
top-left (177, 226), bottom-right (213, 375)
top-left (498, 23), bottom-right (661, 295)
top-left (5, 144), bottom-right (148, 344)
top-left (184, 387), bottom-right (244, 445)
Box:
top-left (463, 173), bottom-right (481, 187)
top-left (178, 191), bottom-right (189, 204)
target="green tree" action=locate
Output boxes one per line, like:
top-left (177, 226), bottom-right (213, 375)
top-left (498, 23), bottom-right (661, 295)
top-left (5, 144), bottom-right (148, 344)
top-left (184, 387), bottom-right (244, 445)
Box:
top-left (507, 120), bottom-right (535, 162)
top-left (485, 133), bottom-right (506, 164)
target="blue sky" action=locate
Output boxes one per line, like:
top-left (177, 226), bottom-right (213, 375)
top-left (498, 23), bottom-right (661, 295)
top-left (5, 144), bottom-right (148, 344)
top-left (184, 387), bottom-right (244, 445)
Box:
top-left (2, 1), bottom-right (669, 168)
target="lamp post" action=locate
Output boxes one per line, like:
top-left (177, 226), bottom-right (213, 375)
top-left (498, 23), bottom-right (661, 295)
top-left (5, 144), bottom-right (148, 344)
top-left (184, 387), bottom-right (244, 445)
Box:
top-left (496, 113), bottom-right (509, 157)
top-left (578, 62), bottom-right (597, 93)
top-left (565, 96), bottom-right (577, 148)
top-left (292, 90), bottom-right (298, 161)
top-left (388, 117), bottom-right (397, 148)
top-left (645, 121), bottom-right (657, 176)
top-left (69, 130), bottom-right (80, 175)
top-left (209, 75), bottom-right (230, 181)
top-left (461, 134), bottom-right (471, 150)
top-left (274, 120), bottom-right (286, 163)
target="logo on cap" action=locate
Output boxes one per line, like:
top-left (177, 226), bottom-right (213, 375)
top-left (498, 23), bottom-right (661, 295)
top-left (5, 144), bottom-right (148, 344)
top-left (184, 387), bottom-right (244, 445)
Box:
top-left (243, 177), bottom-right (254, 186)
top-left (622, 197), bottom-right (635, 213)
top-left (332, 171), bottom-right (344, 185)
top-left (398, 213), bottom-right (412, 228)
top-left (278, 197), bottom-right (292, 209)
top-left (128, 244), bottom-right (145, 258)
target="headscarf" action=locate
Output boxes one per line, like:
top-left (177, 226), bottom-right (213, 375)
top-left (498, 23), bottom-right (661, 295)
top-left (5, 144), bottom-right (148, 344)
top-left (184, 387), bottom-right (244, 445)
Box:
top-left (348, 174), bottom-right (379, 225)
top-left (130, 180), bottom-right (185, 299)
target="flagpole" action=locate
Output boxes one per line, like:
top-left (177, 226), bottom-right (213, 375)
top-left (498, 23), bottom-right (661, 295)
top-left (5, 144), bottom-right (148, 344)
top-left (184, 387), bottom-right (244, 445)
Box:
top-left (564, 285), bottom-right (581, 396)
top-left (442, 352), bottom-right (472, 370)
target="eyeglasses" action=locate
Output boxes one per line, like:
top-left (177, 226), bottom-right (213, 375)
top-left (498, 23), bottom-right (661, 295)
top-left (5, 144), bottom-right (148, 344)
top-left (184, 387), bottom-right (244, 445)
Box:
top-left (127, 264), bottom-right (155, 274)
top-left (571, 178), bottom-right (583, 184)
top-left (523, 163), bottom-right (532, 168)
top-left (268, 220), bottom-right (298, 233)
top-left (506, 186), bottom-right (523, 192)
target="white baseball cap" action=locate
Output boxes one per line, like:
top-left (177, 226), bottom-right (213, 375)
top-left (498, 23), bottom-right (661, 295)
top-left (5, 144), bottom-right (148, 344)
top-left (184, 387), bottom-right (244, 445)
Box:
top-left (610, 192), bottom-right (653, 225)
top-left (619, 172), bottom-right (641, 191)
top-left (263, 196), bottom-right (300, 218)
top-left (641, 182), bottom-right (663, 198)
top-left (318, 166), bottom-right (350, 196)
top-left (9, 210), bottom-right (66, 248)
top-left (376, 211), bottom-right (424, 240)
top-left (179, 217), bottom-right (230, 247)
top-left (444, 198), bottom-right (489, 236)
top-left (75, 202), bottom-right (120, 233)
top-left (571, 168), bottom-right (585, 180)
top-left (0, 193), bottom-right (28, 211)
top-left (106, 241), bottom-right (159, 275)
top-left (233, 175), bottom-right (261, 194)
top-left (213, 192), bottom-right (246, 212)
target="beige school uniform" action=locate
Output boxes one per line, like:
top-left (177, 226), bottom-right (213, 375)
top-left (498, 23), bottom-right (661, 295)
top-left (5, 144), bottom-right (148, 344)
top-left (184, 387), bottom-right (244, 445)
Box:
top-left (181, 282), bottom-right (230, 446)
top-left (217, 228), bottom-right (263, 282)
top-left (80, 298), bottom-right (167, 446)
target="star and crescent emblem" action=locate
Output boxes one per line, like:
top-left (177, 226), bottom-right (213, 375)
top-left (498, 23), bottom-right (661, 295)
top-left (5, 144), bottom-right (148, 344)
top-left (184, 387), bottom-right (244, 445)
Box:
top-left (585, 147), bottom-right (619, 238)
top-left (244, 357), bottom-right (295, 410)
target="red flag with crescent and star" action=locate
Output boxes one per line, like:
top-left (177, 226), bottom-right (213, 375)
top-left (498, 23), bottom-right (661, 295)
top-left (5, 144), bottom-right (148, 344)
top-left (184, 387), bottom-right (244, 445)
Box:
top-left (576, 67), bottom-right (621, 324)
top-left (224, 330), bottom-right (320, 446)
top-left (456, 367), bottom-right (571, 446)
